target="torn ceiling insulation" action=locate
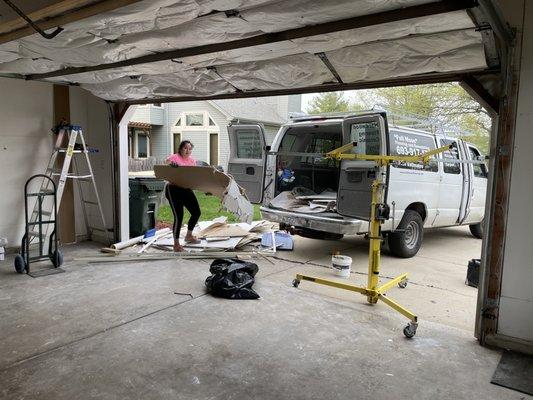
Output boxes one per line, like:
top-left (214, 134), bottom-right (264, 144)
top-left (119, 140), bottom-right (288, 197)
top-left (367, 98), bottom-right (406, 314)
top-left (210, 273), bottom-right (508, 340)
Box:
top-left (0, 0), bottom-right (500, 103)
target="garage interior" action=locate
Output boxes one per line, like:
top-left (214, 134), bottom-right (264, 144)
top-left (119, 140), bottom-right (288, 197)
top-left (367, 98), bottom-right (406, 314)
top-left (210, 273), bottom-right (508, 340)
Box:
top-left (0, 0), bottom-right (531, 398)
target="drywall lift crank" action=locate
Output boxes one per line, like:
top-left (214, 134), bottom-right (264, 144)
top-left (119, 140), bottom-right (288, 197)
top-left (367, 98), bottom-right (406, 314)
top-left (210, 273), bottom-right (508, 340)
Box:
top-left (292, 141), bottom-right (453, 338)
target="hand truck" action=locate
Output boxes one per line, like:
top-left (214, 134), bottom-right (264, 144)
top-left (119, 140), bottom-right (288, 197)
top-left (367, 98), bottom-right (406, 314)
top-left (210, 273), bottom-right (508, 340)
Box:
top-left (14, 174), bottom-right (63, 274)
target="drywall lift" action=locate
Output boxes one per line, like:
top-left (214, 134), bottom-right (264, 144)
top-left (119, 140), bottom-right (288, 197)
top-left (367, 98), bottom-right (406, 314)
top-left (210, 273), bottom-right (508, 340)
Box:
top-left (292, 141), bottom-right (453, 338)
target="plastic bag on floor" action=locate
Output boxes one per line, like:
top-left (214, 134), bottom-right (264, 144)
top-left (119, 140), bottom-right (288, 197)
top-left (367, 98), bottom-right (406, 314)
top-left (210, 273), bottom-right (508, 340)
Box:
top-left (205, 258), bottom-right (260, 299)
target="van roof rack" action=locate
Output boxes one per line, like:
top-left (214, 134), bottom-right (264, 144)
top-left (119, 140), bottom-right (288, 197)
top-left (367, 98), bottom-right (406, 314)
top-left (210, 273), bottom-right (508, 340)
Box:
top-left (290, 107), bottom-right (474, 138)
top-left (288, 110), bottom-right (377, 123)
top-left (380, 106), bottom-right (475, 138)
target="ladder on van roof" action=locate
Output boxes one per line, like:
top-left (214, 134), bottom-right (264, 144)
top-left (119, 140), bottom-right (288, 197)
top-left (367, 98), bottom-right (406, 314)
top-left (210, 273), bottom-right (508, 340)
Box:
top-left (290, 107), bottom-right (476, 139)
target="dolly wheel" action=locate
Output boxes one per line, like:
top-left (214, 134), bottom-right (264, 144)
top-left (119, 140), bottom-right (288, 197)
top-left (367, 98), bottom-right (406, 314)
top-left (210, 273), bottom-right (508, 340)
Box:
top-left (51, 250), bottom-right (63, 268)
top-left (398, 280), bottom-right (408, 289)
top-left (14, 255), bottom-right (26, 274)
top-left (403, 323), bottom-right (417, 338)
top-left (292, 279), bottom-right (300, 288)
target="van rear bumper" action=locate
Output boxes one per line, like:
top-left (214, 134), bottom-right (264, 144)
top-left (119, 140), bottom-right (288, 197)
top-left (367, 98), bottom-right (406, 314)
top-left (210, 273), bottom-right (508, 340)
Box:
top-left (260, 207), bottom-right (363, 235)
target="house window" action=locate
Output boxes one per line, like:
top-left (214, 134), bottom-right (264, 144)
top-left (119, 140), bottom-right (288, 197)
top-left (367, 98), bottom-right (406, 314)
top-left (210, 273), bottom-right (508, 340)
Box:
top-left (134, 129), bottom-right (150, 159)
top-left (186, 113), bottom-right (204, 126)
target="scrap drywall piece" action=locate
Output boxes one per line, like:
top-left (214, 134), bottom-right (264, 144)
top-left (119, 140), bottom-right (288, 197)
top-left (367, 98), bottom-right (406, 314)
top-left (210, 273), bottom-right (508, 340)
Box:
top-left (199, 224), bottom-right (250, 238)
top-left (111, 228), bottom-right (171, 249)
top-left (184, 236), bottom-right (245, 250)
top-left (222, 180), bottom-right (253, 224)
top-left (154, 165), bottom-right (253, 223)
top-left (197, 216), bottom-right (227, 232)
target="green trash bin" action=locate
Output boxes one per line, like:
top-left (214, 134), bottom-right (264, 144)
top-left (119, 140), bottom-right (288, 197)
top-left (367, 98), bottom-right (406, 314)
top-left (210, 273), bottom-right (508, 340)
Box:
top-left (129, 178), bottom-right (166, 238)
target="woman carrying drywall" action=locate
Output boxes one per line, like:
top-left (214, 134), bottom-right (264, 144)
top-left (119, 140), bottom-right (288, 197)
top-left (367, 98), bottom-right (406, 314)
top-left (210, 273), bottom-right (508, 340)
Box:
top-left (165, 140), bottom-right (201, 252)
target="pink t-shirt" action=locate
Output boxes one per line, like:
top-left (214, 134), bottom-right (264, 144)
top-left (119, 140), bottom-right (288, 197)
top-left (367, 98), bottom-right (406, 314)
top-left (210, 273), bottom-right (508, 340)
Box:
top-left (166, 153), bottom-right (197, 166)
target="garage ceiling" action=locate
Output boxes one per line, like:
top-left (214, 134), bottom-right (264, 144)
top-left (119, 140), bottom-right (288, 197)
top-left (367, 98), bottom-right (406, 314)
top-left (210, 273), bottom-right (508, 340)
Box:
top-left (0, 0), bottom-right (503, 104)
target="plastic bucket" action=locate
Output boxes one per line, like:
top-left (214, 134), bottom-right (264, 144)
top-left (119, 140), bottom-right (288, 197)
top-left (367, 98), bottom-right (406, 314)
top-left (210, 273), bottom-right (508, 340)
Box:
top-left (331, 255), bottom-right (352, 278)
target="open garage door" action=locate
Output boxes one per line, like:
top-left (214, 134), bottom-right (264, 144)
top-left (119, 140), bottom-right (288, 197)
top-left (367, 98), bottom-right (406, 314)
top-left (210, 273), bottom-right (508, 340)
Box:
top-left (1, 0), bottom-right (527, 354)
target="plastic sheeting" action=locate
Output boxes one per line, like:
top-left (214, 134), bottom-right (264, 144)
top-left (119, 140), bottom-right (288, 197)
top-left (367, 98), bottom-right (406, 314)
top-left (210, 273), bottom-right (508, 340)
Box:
top-left (0, 0), bottom-right (489, 101)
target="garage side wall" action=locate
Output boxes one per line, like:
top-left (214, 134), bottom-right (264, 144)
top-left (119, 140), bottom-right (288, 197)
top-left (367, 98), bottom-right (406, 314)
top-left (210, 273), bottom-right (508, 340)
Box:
top-left (497, 2), bottom-right (533, 344)
top-left (0, 78), bottom-right (54, 249)
top-left (69, 87), bottom-right (114, 243)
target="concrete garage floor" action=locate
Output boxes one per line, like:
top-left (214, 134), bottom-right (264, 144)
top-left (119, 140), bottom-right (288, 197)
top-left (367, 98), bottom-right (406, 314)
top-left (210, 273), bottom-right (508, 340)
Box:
top-left (0, 227), bottom-right (530, 399)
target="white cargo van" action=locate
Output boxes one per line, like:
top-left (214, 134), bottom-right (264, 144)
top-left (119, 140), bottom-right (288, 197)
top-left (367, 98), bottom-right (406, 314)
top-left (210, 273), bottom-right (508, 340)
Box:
top-left (227, 112), bottom-right (487, 258)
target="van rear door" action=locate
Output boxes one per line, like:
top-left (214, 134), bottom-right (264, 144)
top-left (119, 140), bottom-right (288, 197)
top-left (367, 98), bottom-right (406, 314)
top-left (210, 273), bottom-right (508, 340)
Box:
top-left (337, 114), bottom-right (387, 219)
top-left (463, 145), bottom-right (488, 223)
top-left (227, 124), bottom-right (266, 204)
top-left (434, 138), bottom-right (463, 225)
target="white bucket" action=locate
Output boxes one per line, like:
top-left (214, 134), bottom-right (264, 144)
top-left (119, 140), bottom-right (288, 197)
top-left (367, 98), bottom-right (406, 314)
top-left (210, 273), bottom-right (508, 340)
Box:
top-left (331, 255), bottom-right (352, 278)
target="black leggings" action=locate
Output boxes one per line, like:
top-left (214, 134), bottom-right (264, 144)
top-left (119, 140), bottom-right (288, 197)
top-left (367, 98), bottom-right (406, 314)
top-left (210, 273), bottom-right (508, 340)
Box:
top-left (165, 185), bottom-right (201, 238)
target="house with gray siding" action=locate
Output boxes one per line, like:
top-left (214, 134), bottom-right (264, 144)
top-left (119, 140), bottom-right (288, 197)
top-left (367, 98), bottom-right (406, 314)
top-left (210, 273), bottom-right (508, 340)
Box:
top-left (127, 96), bottom-right (301, 170)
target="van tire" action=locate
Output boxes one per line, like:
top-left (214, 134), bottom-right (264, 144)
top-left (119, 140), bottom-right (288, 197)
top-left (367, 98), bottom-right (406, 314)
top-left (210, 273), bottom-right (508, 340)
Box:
top-left (469, 222), bottom-right (483, 239)
top-left (388, 210), bottom-right (424, 258)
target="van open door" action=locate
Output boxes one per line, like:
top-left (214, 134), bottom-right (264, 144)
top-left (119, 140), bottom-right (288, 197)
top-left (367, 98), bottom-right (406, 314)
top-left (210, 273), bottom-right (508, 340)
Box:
top-left (227, 124), bottom-right (267, 204)
top-left (337, 114), bottom-right (387, 219)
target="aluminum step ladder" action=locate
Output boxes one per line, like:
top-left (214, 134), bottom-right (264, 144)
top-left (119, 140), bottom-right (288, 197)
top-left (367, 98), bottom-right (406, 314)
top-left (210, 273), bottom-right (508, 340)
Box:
top-left (28, 125), bottom-right (109, 244)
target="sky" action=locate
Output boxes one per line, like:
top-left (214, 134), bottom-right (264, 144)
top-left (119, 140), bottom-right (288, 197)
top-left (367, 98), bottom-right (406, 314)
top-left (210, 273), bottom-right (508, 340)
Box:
top-left (301, 90), bottom-right (357, 112)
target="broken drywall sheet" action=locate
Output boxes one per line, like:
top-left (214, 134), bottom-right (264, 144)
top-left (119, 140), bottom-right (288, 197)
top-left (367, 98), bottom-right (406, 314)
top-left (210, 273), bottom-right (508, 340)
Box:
top-left (154, 165), bottom-right (253, 223)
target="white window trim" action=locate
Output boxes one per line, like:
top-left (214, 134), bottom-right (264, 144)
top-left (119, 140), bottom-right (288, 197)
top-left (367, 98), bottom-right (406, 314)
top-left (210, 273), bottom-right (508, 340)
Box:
top-left (134, 130), bottom-right (150, 159)
top-left (171, 111), bottom-right (219, 132)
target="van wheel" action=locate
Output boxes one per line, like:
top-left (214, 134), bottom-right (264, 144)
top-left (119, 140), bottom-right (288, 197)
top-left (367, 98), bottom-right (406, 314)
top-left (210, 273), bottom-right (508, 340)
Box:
top-left (469, 222), bottom-right (483, 239)
top-left (388, 210), bottom-right (424, 258)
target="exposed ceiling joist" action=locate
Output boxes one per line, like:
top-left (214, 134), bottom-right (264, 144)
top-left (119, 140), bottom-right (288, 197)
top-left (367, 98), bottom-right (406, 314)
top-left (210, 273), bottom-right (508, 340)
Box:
top-left (121, 68), bottom-right (497, 106)
top-left (0, 0), bottom-right (145, 45)
top-left (25, 0), bottom-right (478, 81)
top-left (316, 52), bottom-right (343, 84)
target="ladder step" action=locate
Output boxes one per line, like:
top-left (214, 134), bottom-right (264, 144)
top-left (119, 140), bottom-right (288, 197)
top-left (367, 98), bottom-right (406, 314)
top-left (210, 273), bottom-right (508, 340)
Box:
top-left (57, 149), bottom-right (86, 153)
top-left (51, 173), bottom-right (92, 179)
top-left (87, 226), bottom-right (107, 232)
top-left (83, 200), bottom-right (98, 205)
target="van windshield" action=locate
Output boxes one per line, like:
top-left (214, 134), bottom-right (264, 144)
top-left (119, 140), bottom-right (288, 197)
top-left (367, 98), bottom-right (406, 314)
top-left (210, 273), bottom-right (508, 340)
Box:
top-left (276, 125), bottom-right (342, 195)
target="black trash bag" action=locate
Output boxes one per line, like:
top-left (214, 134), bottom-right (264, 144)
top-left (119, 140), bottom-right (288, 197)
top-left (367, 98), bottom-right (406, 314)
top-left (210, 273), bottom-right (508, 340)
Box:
top-left (205, 258), bottom-right (260, 299)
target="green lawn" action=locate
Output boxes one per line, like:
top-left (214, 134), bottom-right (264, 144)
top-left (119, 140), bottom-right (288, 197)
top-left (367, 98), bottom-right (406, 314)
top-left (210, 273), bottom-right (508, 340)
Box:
top-left (158, 191), bottom-right (262, 223)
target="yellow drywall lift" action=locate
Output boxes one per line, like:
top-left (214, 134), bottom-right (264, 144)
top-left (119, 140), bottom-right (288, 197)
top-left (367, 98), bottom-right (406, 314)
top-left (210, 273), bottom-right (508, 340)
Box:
top-left (292, 141), bottom-right (453, 338)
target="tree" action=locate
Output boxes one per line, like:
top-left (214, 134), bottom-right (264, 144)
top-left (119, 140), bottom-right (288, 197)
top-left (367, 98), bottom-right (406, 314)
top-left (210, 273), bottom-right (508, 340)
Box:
top-left (306, 92), bottom-right (350, 114)
top-left (351, 83), bottom-right (492, 153)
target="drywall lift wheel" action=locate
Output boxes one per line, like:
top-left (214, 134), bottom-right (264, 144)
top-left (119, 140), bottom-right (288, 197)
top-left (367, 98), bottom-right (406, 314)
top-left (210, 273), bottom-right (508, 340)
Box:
top-left (50, 250), bottom-right (63, 268)
top-left (403, 323), bottom-right (417, 338)
top-left (292, 279), bottom-right (300, 288)
top-left (14, 254), bottom-right (26, 274)
top-left (398, 279), bottom-right (408, 289)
